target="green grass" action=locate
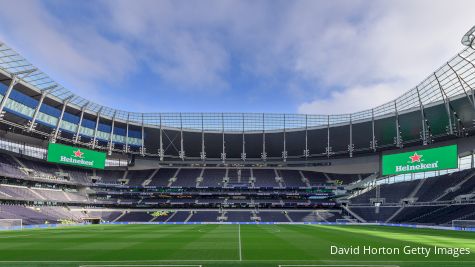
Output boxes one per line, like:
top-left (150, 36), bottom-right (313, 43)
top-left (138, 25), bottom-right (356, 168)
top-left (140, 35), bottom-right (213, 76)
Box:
top-left (0, 224), bottom-right (474, 267)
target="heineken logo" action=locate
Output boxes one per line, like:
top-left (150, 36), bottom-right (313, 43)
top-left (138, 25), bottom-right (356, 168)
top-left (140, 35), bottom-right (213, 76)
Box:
top-left (48, 143), bottom-right (106, 169)
top-left (394, 151), bottom-right (439, 172)
top-left (73, 149), bottom-right (84, 158)
top-left (60, 155), bottom-right (94, 167)
top-left (59, 148), bottom-right (94, 167)
top-left (382, 145), bottom-right (458, 176)
top-left (395, 161), bottom-right (439, 173)
top-left (409, 152), bottom-right (422, 163)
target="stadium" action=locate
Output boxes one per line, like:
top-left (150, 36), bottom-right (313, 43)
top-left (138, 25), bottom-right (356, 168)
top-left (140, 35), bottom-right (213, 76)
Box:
top-left (0, 4), bottom-right (475, 267)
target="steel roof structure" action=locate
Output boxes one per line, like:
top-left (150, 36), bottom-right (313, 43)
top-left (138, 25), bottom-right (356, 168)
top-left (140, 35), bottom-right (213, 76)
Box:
top-left (0, 26), bottom-right (474, 133)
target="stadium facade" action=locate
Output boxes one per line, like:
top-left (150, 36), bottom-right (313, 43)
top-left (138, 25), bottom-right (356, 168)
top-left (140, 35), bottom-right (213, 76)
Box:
top-left (0, 26), bottom-right (473, 226)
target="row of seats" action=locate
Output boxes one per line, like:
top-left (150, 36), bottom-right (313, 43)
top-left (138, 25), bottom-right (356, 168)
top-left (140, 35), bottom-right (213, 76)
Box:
top-left (110, 210), bottom-right (345, 223)
top-left (0, 205), bottom-right (83, 225)
top-left (350, 169), bottom-right (475, 204)
top-left (0, 205), bottom-right (348, 225)
top-left (349, 205), bottom-right (475, 225)
top-left (0, 184), bottom-right (88, 202)
top-left (0, 153), bottom-right (363, 187)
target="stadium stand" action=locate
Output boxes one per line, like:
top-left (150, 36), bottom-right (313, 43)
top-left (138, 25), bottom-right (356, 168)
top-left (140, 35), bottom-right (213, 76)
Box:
top-left (0, 146), bottom-right (474, 226)
top-left (0, 26), bottom-right (474, 228)
top-left (148, 168), bottom-right (177, 186)
top-left (174, 169), bottom-right (201, 187)
top-left (253, 169), bottom-right (279, 187)
top-left (117, 212), bottom-right (153, 222)
top-left (200, 169), bottom-right (225, 187)
top-left (188, 211), bottom-right (220, 222)
top-left (278, 170), bottom-right (307, 187)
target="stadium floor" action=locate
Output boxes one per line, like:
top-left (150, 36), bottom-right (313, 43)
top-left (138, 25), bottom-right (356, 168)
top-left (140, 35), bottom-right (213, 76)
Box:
top-left (0, 224), bottom-right (474, 267)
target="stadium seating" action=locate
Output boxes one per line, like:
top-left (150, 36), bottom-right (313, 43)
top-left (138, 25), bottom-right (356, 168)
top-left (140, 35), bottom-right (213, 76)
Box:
top-left (349, 207), bottom-right (401, 222)
top-left (200, 169), bottom-right (225, 187)
top-left (415, 170), bottom-right (473, 202)
top-left (188, 211), bottom-right (220, 222)
top-left (167, 211), bottom-right (191, 222)
top-left (253, 169), bottom-right (279, 187)
top-left (0, 149), bottom-right (474, 225)
top-left (258, 211), bottom-right (290, 222)
top-left (127, 170), bottom-right (154, 186)
top-left (174, 169), bottom-right (201, 187)
top-left (95, 170), bottom-right (124, 185)
top-left (148, 168), bottom-right (177, 186)
top-left (117, 212), bottom-right (153, 222)
top-left (225, 211), bottom-right (252, 222)
top-left (278, 170), bottom-right (307, 187)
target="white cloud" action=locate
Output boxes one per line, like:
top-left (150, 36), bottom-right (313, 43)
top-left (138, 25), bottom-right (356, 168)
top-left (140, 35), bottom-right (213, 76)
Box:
top-left (0, 0), bottom-right (135, 106)
top-left (291, 0), bottom-right (475, 114)
top-left (0, 0), bottom-right (473, 114)
top-left (298, 83), bottom-right (404, 114)
top-left (104, 0), bottom-right (235, 92)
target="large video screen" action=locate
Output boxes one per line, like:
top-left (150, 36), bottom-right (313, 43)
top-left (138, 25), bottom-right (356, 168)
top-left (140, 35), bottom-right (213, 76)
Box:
top-left (381, 144), bottom-right (458, 176)
top-left (47, 142), bottom-right (106, 169)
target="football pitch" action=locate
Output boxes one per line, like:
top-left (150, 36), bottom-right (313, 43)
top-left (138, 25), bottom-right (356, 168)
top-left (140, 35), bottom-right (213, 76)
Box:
top-left (0, 224), bottom-right (474, 267)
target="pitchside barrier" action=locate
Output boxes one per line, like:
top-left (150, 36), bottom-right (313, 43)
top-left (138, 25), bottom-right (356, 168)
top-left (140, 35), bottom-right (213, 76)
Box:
top-left (1, 221), bottom-right (474, 232)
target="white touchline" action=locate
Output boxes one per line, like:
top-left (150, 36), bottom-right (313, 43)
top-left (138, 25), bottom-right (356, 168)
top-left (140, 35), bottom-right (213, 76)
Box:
top-left (238, 224), bottom-right (242, 261)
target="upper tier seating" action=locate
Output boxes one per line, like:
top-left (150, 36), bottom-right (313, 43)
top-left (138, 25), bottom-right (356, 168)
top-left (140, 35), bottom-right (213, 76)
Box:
top-left (350, 170), bottom-right (475, 204)
top-left (200, 169), bottom-right (225, 187)
top-left (148, 168), bottom-right (176, 186)
top-left (174, 169), bottom-right (201, 187)
top-left (127, 170), bottom-right (154, 186)
top-left (57, 165), bottom-right (92, 184)
top-left (95, 170), bottom-right (124, 185)
top-left (253, 169), bottom-right (279, 187)
top-left (278, 170), bottom-right (307, 187)
top-left (326, 173), bottom-right (367, 184)
top-left (415, 169), bottom-right (473, 202)
top-left (301, 171), bottom-right (327, 186)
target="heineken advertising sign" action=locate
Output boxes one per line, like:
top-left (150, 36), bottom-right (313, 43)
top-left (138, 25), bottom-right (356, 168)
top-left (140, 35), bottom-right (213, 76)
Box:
top-left (47, 143), bottom-right (106, 169)
top-left (382, 145), bottom-right (458, 176)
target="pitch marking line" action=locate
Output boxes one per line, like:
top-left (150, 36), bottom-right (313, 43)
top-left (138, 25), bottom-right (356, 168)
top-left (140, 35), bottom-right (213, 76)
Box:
top-left (238, 224), bottom-right (242, 261)
top-left (0, 234), bottom-right (32, 238)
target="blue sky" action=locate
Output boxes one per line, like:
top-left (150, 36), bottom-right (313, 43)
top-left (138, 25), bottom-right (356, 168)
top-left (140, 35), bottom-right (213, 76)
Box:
top-left (0, 0), bottom-right (473, 114)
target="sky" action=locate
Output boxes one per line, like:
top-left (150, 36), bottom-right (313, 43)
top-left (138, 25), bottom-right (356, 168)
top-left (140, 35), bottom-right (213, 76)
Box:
top-left (0, 0), bottom-right (473, 115)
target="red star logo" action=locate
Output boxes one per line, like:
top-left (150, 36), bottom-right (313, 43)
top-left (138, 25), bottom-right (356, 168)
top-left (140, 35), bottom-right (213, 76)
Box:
top-left (73, 149), bottom-right (84, 158)
top-left (409, 152), bottom-right (422, 163)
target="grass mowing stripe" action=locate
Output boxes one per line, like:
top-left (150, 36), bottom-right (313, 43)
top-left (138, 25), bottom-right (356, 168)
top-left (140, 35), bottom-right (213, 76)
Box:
top-left (0, 224), bottom-right (474, 266)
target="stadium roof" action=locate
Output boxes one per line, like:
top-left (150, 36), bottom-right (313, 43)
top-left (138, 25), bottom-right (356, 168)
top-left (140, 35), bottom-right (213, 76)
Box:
top-left (0, 25), bottom-right (475, 132)
top-left (462, 25), bottom-right (475, 48)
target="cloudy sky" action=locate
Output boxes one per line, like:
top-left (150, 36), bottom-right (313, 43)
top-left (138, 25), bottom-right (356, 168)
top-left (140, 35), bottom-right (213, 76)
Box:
top-left (0, 0), bottom-right (473, 114)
